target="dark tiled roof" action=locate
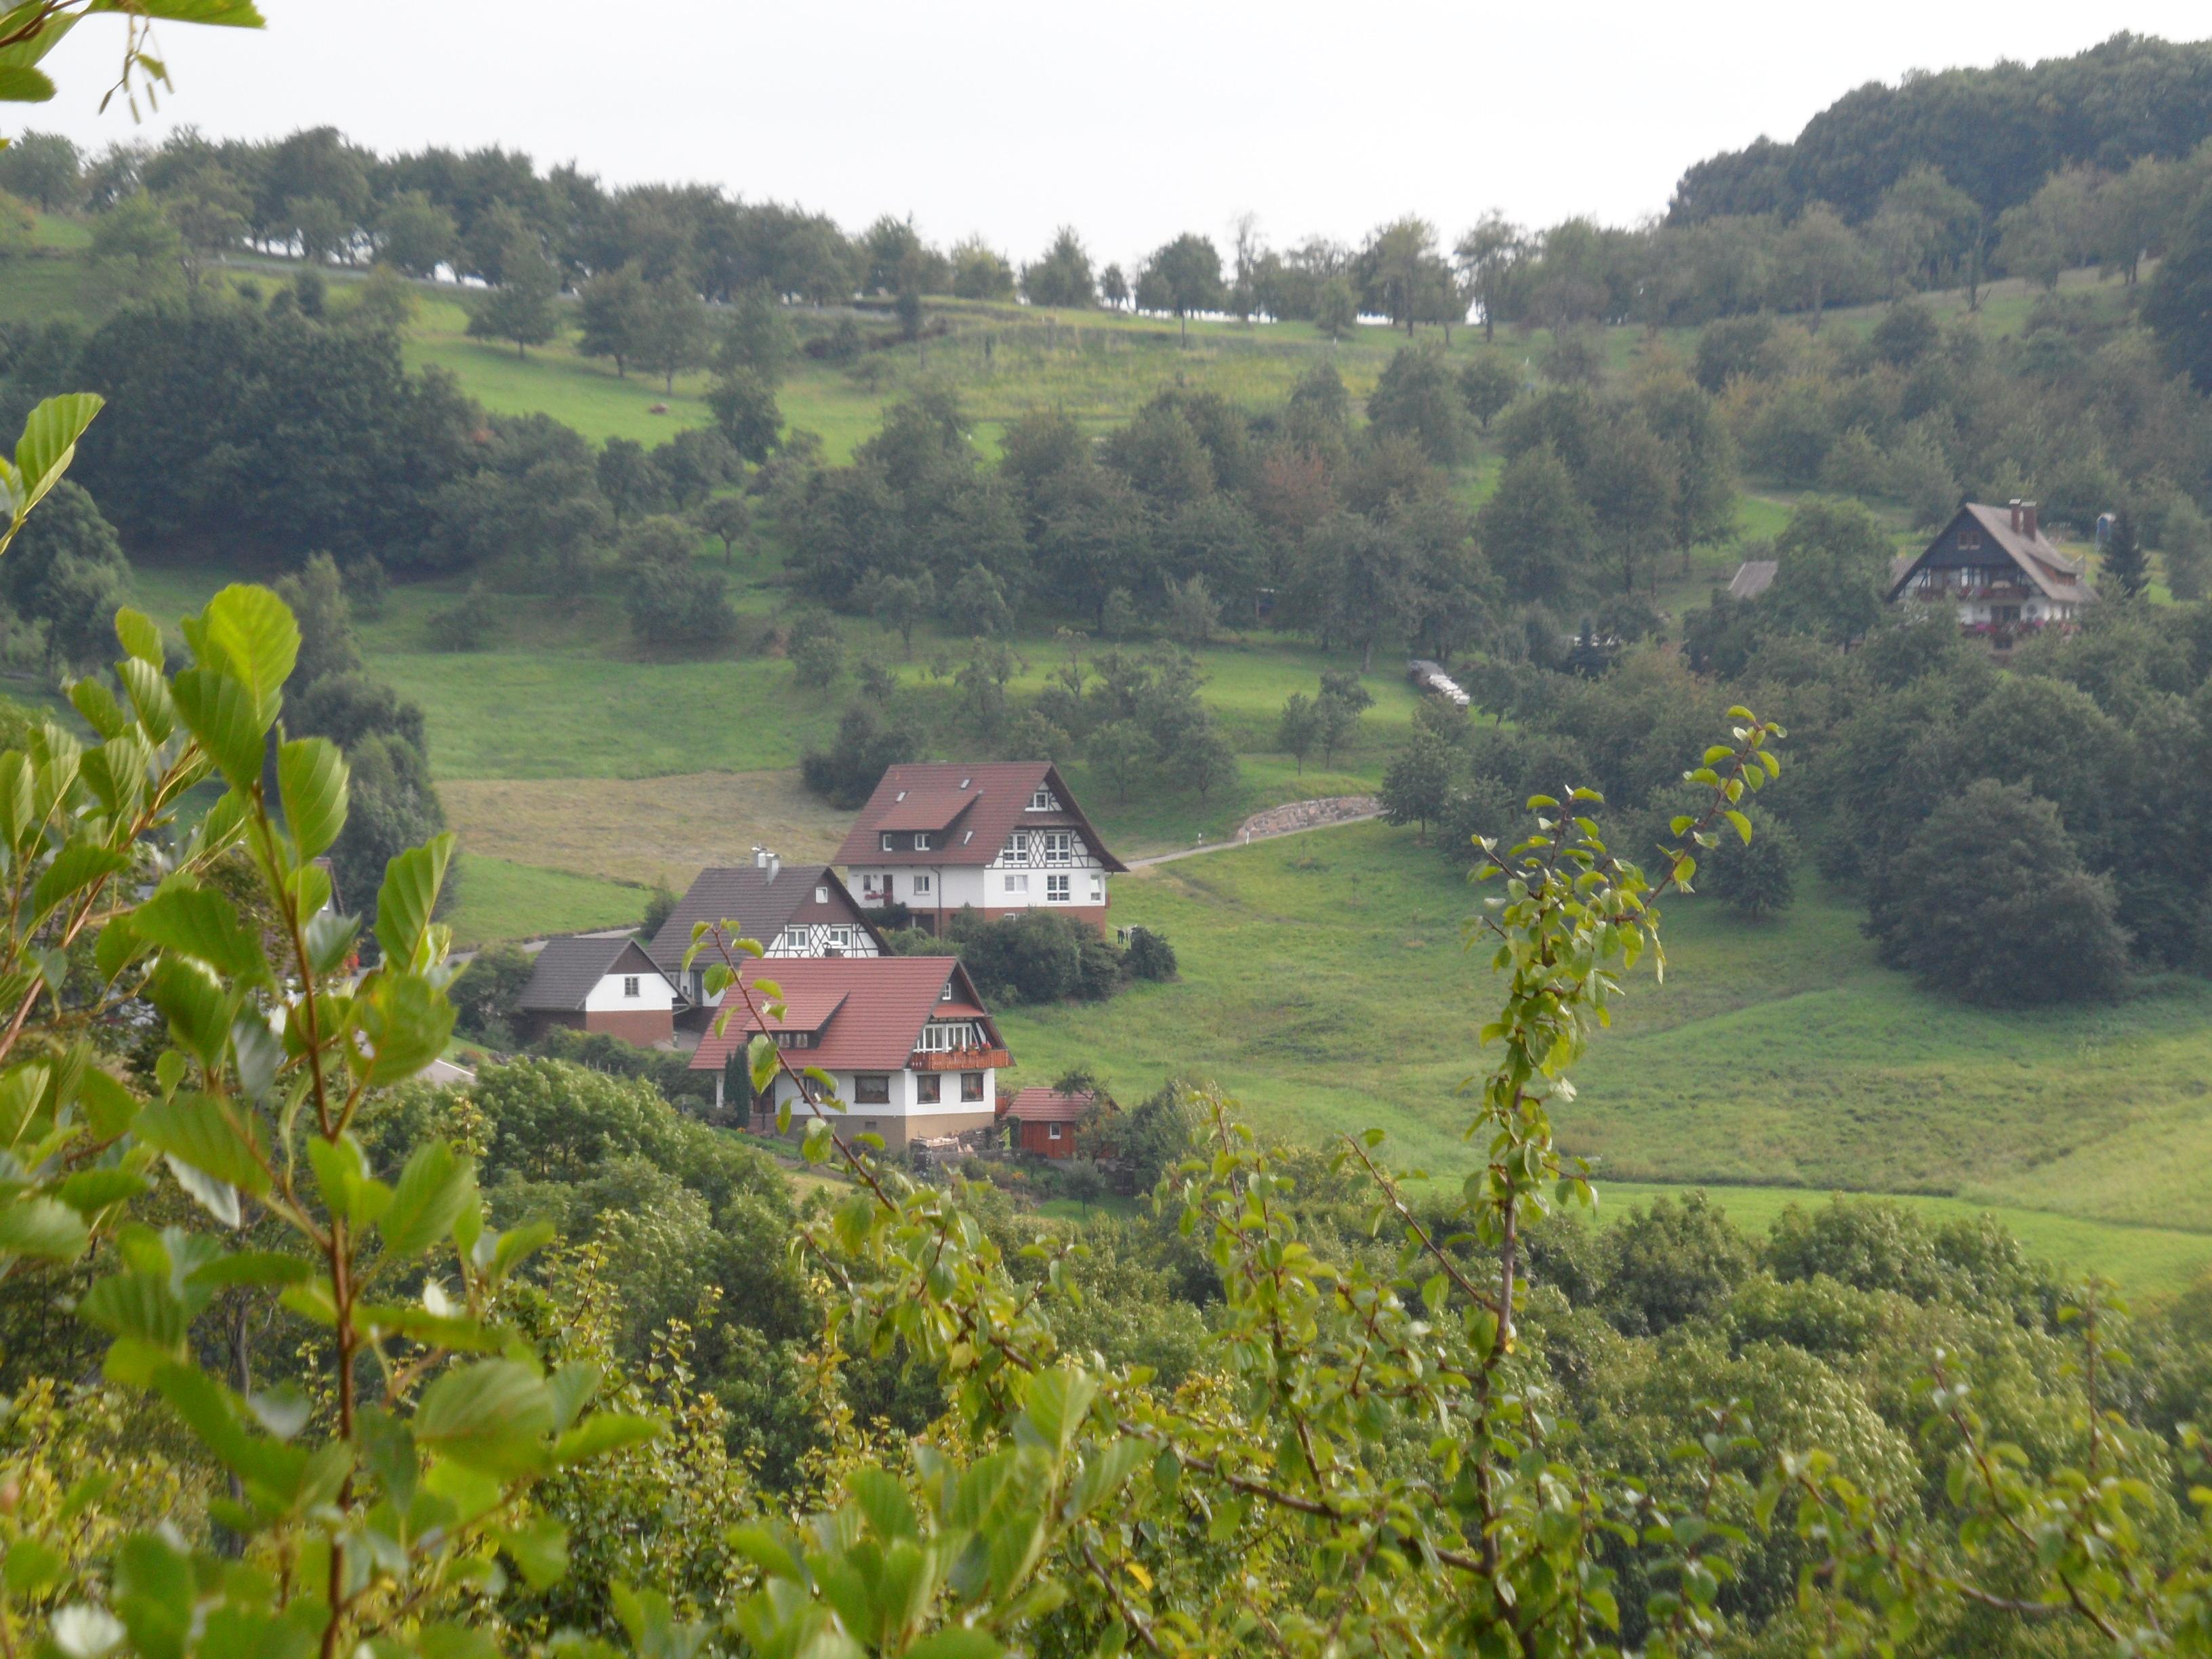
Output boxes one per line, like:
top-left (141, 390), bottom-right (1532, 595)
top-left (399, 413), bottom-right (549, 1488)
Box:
top-left (520, 937), bottom-right (669, 1012)
top-left (1889, 504), bottom-right (2098, 606)
top-left (1000, 1086), bottom-right (1095, 1123)
top-left (834, 762), bottom-right (1126, 872)
top-left (645, 863), bottom-right (878, 976)
top-left (688, 956), bottom-right (1004, 1073)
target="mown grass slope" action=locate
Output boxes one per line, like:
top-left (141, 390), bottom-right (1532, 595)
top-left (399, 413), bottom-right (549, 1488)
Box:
top-left (991, 821), bottom-right (2212, 1236)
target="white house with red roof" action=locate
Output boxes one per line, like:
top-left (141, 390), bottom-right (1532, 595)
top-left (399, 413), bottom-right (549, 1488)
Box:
top-left (833, 761), bottom-right (1127, 934)
top-left (687, 955), bottom-right (1010, 1151)
top-left (1886, 499), bottom-right (2097, 644)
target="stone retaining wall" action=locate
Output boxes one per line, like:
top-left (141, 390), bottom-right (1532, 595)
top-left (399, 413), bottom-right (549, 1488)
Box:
top-left (1235, 796), bottom-right (1380, 840)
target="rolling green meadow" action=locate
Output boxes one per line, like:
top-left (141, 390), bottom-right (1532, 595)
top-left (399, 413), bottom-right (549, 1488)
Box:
top-left (9, 229), bottom-right (2205, 1294)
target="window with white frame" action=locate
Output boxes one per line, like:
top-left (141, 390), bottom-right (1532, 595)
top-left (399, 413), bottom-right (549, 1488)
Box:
top-left (823, 925), bottom-right (853, 954)
top-left (915, 832), bottom-right (932, 851)
top-left (1027, 787), bottom-right (1058, 811)
top-left (914, 874), bottom-right (932, 895)
top-left (917, 1021), bottom-right (981, 1052)
top-left (880, 832), bottom-right (895, 851)
top-left (1048, 1123), bottom-right (1063, 1141)
top-left (622, 976), bottom-right (640, 998)
top-left (815, 885), bottom-right (828, 903)
top-left (1001, 834), bottom-right (1026, 864)
top-left (1044, 831), bottom-right (1071, 864)
top-left (1046, 874), bottom-right (1070, 901)
top-left (780, 926), bottom-right (808, 952)
top-left (1005, 873), bottom-right (1027, 893)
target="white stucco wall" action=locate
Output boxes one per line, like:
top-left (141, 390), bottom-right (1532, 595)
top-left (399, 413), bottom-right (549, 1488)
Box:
top-left (771, 1065), bottom-right (998, 1122)
top-left (581, 970), bottom-right (675, 1012)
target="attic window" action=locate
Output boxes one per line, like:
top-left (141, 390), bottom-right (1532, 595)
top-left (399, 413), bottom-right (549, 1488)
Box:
top-left (1028, 788), bottom-right (1059, 811)
top-left (880, 833), bottom-right (895, 852)
top-left (915, 832), bottom-right (932, 851)
top-left (1959, 529), bottom-right (1982, 550)
top-left (815, 885), bottom-right (828, 903)
top-left (622, 976), bottom-right (640, 998)
top-left (940, 983), bottom-right (954, 1001)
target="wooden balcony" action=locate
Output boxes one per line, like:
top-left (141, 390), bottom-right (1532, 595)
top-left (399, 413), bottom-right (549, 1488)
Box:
top-left (910, 1046), bottom-right (1011, 1071)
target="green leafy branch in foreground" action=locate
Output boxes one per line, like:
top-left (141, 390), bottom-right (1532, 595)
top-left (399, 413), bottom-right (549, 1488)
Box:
top-left (0, 573), bottom-right (660, 1658)
top-left (0, 0), bottom-right (264, 129)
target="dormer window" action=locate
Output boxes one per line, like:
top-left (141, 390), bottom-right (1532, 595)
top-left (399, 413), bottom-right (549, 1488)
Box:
top-left (880, 832), bottom-right (895, 852)
top-left (915, 832), bottom-right (932, 851)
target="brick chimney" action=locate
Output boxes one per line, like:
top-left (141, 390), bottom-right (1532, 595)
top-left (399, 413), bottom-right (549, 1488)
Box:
top-left (2021, 500), bottom-right (2039, 539)
top-left (2008, 498), bottom-right (2023, 533)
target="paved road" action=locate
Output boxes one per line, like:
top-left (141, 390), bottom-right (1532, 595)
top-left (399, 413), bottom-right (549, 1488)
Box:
top-left (1129, 806), bottom-right (1383, 869)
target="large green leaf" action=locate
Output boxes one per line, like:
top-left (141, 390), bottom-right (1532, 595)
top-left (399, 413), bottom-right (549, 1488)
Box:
top-left (413, 1359), bottom-right (552, 1475)
top-left (142, 958), bottom-right (235, 1070)
top-left (100, 0), bottom-right (268, 24)
top-left (30, 840), bottom-right (129, 922)
top-left (0, 1195), bottom-right (89, 1261)
top-left (276, 735), bottom-right (348, 861)
top-left (379, 1140), bottom-right (474, 1260)
top-left (10, 393), bottom-right (101, 514)
top-left (134, 1091), bottom-right (269, 1197)
top-left (192, 584), bottom-right (297, 717)
top-left (130, 882), bottom-right (270, 984)
top-left (169, 665), bottom-right (269, 787)
top-left (373, 832), bottom-right (455, 969)
top-left (351, 969), bottom-right (455, 1087)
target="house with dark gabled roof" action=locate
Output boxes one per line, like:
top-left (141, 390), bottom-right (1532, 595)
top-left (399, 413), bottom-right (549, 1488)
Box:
top-left (1887, 499), bottom-right (2097, 647)
top-left (518, 935), bottom-right (678, 1046)
top-left (833, 762), bottom-right (1126, 935)
top-left (688, 955), bottom-right (1010, 1151)
top-left (644, 848), bottom-right (884, 1009)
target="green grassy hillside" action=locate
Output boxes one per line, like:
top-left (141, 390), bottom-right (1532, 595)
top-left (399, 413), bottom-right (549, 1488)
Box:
top-left (989, 821), bottom-right (2212, 1292)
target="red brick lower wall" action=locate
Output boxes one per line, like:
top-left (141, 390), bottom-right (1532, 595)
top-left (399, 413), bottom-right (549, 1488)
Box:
top-left (581, 1007), bottom-right (674, 1046)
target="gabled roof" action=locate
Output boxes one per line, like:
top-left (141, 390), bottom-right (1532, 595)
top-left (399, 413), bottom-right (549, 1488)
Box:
top-left (688, 956), bottom-right (1005, 1073)
top-left (520, 936), bottom-right (671, 1012)
top-left (1889, 504), bottom-right (2098, 607)
top-left (644, 863), bottom-right (882, 976)
top-left (1727, 560), bottom-right (1778, 601)
top-left (1000, 1086), bottom-right (1095, 1123)
top-left (834, 762), bottom-right (1127, 872)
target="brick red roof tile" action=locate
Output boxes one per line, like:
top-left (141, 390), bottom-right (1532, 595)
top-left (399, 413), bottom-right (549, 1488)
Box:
top-left (689, 956), bottom-right (1003, 1073)
top-left (835, 762), bottom-right (1126, 872)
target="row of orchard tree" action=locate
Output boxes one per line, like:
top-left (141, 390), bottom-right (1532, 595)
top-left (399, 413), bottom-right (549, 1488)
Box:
top-left (14, 33), bottom-right (2212, 342)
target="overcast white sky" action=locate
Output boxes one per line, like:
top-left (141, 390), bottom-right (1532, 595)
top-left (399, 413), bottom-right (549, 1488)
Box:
top-left (23, 1), bottom-right (2212, 266)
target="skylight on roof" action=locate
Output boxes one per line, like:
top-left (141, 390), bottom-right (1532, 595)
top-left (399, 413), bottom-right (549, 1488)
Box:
top-left (895, 790), bottom-right (907, 802)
